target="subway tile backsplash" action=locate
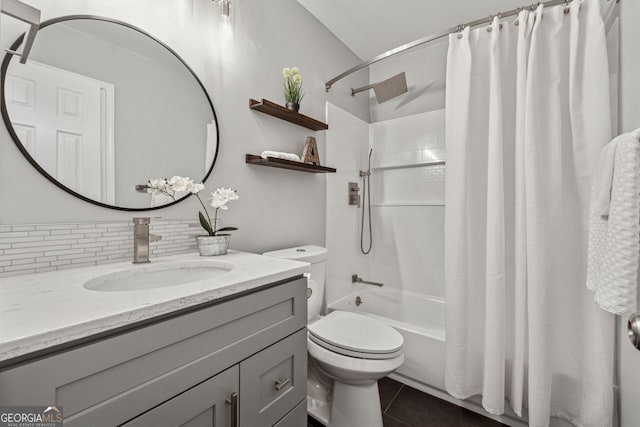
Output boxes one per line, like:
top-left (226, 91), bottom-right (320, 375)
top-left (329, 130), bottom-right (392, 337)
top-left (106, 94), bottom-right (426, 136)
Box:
top-left (0, 220), bottom-right (203, 278)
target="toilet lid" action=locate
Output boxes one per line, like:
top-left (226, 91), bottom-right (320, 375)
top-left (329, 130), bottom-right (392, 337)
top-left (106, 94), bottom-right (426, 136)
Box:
top-left (308, 311), bottom-right (403, 358)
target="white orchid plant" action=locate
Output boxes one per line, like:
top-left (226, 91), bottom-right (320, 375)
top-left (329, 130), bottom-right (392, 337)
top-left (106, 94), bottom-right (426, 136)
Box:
top-left (146, 176), bottom-right (239, 236)
top-left (282, 66), bottom-right (304, 104)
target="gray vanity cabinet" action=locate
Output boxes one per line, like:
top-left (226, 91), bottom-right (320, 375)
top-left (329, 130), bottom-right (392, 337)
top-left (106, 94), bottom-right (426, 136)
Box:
top-left (0, 277), bottom-right (308, 427)
top-left (122, 328), bottom-right (307, 427)
top-left (122, 365), bottom-right (239, 427)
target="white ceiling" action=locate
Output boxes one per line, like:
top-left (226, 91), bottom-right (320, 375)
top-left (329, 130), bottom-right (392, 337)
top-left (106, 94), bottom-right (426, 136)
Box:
top-left (297, 0), bottom-right (532, 60)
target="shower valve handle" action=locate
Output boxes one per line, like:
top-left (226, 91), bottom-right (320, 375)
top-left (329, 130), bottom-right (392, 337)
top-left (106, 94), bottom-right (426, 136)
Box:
top-left (348, 182), bottom-right (360, 207)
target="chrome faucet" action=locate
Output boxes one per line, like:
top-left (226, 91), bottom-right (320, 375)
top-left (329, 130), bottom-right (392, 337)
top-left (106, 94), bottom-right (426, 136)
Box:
top-left (132, 217), bottom-right (162, 264)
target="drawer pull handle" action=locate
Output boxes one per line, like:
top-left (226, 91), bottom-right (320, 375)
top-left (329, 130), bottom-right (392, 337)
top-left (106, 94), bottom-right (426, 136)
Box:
top-left (275, 378), bottom-right (290, 391)
top-left (225, 392), bottom-right (238, 427)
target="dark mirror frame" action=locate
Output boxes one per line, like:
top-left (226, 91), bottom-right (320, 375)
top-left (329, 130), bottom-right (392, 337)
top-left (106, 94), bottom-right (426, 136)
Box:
top-left (1, 15), bottom-right (220, 211)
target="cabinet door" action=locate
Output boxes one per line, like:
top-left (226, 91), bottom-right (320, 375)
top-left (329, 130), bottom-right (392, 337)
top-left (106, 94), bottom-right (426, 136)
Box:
top-left (240, 330), bottom-right (307, 427)
top-left (273, 400), bottom-right (307, 427)
top-left (121, 365), bottom-right (239, 427)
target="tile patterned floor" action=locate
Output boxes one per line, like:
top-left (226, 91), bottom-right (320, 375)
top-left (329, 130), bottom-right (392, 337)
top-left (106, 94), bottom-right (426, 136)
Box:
top-left (308, 377), bottom-right (507, 427)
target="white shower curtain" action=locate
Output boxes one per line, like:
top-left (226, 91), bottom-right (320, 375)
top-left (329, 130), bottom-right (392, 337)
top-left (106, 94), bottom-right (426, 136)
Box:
top-left (444, 1), bottom-right (616, 426)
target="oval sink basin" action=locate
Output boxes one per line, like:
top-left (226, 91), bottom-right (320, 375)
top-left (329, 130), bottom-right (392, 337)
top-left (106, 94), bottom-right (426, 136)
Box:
top-left (83, 260), bottom-right (234, 292)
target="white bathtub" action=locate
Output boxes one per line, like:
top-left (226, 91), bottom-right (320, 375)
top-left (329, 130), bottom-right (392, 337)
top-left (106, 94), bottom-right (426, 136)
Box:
top-left (327, 287), bottom-right (446, 390)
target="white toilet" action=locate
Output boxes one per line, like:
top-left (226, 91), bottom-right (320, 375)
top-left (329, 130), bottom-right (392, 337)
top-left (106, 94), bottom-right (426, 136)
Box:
top-left (263, 245), bottom-right (404, 427)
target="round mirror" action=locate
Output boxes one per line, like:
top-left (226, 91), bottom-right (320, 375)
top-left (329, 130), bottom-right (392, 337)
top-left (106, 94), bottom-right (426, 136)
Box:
top-left (1, 16), bottom-right (219, 210)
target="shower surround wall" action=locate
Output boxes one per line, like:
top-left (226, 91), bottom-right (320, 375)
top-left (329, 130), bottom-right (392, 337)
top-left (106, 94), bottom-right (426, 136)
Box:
top-left (325, 103), bottom-right (446, 384)
top-left (325, 105), bottom-right (445, 301)
top-left (324, 103), bottom-right (370, 306)
top-left (368, 110), bottom-right (445, 300)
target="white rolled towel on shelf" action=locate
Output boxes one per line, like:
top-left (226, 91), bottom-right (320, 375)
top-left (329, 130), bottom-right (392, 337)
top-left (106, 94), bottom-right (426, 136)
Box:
top-left (261, 151), bottom-right (301, 162)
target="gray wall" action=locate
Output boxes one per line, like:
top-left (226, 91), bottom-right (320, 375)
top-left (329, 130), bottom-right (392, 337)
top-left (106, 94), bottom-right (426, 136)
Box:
top-left (369, 40), bottom-right (448, 123)
top-left (0, 0), bottom-right (369, 254)
top-left (618, 0), bottom-right (640, 425)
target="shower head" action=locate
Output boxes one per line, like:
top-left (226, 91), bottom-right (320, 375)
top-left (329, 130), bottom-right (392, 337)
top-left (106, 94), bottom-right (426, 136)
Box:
top-left (374, 72), bottom-right (408, 103)
top-left (351, 72), bottom-right (408, 104)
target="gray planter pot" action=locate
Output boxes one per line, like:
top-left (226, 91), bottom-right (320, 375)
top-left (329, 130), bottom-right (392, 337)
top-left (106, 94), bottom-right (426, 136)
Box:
top-left (286, 102), bottom-right (300, 112)
top-left (196, 235), bottom-right (231, 256)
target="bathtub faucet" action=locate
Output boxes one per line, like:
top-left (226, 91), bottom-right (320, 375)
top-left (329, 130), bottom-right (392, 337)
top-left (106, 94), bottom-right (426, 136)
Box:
top-left (352, 274), bottom-right (384, 287)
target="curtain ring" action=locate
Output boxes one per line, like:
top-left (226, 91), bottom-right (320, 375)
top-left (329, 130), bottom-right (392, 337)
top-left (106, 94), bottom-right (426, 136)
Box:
top-left (564, 0), bottom-right (570, 14)
top-left (486, 14), bottom-right (493, 32)
top-left (486, 13), bottom-right (502, 31)
top-left (496, 12), bottom-right (503, 29)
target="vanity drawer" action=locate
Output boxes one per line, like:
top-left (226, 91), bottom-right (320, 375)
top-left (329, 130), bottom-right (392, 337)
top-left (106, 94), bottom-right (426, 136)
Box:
top-left (0, 277), bottom-right (306, 427)
top-left (240, 329), bottom-right (307, 427)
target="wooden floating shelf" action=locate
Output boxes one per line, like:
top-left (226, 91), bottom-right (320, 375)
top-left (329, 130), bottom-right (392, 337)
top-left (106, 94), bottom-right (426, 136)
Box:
top-left (246, 154), bottom-right (336, 174)
top-left (249, 99), bottom-right (328, 131)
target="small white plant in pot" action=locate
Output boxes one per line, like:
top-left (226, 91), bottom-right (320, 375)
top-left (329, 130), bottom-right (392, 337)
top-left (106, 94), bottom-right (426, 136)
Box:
top-left (146, 177), bottom-right (239, 256)
top-left (282, 66), bottom-right (304, 112)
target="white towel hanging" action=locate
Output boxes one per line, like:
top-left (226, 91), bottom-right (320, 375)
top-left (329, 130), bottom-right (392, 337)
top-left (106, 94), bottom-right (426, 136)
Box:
top-left (592, 141), bottom-right (618, 216)
top-left (586, 128), bottom-right (640, 315)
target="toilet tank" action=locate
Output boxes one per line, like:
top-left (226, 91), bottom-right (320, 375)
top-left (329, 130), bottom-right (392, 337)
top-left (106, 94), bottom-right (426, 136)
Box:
top-left (262, 245), bottom-right (328, 320)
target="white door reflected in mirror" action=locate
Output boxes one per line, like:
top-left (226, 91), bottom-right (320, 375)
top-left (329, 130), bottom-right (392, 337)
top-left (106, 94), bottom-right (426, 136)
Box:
top-left (6, 60), bottom-right (116, 204)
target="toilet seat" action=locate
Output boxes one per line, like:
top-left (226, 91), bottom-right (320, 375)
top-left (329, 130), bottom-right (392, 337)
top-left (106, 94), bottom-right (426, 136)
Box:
top-left (308, 311), bottom-right (403, 360)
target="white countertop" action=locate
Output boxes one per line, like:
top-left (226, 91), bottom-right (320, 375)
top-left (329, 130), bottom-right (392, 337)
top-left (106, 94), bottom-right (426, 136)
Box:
top-left (0, 251), bottom-right (309, 364)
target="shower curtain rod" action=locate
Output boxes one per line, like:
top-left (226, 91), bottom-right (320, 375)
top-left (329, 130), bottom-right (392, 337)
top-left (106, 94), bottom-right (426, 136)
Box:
top-left (325, 0), bottom-right (618, 92)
